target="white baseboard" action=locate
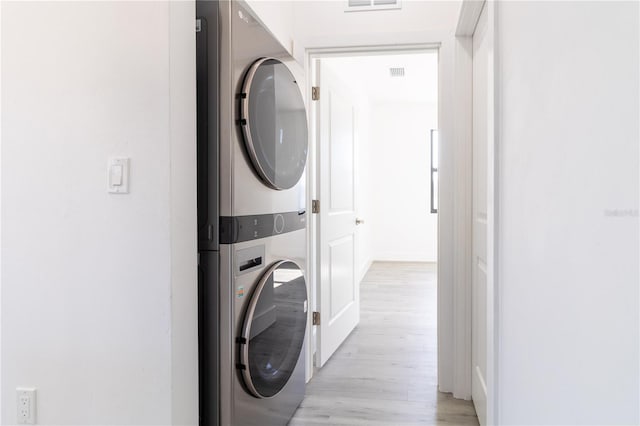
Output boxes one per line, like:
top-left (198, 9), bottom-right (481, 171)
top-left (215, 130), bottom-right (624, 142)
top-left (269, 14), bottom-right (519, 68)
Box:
top-left (358, 258), bottom-right (373, 283)
top-left (373, 252), bottom-right (437, 263)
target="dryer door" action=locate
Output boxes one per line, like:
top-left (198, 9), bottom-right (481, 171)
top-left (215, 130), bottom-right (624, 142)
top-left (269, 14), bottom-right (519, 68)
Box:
top-left (238, 260), bottom-right (308, 398)
top-left (240, 58), bottom-right (308, 190)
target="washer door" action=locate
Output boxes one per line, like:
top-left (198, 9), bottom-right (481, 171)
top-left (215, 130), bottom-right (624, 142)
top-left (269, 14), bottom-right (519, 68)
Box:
top-left (239, 260), bottom-right (308, 398)
top-left (240, 58), bottom-right (308, 190)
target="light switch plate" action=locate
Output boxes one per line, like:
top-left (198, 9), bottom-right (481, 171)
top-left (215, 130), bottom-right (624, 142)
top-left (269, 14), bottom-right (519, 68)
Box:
top-left (108, 158), bottom-right (130, 194)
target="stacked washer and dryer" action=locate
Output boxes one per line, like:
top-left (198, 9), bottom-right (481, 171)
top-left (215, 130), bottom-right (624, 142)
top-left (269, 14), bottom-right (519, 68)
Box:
top-left (197, 1), bottom-right (309, 426)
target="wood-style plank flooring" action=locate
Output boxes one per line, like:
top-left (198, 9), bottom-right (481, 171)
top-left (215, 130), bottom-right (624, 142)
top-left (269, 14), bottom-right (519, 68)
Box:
top-left (290, 262), bottom-right (478, 426)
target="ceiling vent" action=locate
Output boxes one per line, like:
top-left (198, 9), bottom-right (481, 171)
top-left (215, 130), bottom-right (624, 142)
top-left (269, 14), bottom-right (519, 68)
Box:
top-left (345, 0), bottom-right (401, 12)
top-left (389, 67), bottom-right (405, 77)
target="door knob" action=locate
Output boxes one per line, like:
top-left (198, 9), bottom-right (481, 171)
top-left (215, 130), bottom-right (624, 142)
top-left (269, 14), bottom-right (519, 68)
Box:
top-left (355, 218), bottom-right (365, 225)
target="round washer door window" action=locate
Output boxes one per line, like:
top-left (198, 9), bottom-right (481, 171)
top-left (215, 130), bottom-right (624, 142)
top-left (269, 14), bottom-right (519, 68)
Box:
top-left (239, 260), bottom-right (308, 398)
top-left (240, 58), bottom-right (308, 190)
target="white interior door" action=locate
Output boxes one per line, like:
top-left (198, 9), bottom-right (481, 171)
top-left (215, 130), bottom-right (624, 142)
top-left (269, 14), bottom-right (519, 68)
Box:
top-left (472, 3), bottom-right (489, 426)
top-left (315, 59), bottom-right (359, 367)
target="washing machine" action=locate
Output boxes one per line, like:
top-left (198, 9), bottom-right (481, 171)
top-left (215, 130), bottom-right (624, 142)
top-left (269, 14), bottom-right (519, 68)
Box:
top-left (220, 230), bottom-right (308, 426)
top-left (214, 1), bottom-right (309, 425)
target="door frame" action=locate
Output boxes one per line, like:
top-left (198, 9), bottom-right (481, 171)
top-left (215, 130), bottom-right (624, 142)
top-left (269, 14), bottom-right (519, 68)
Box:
top-left (303, 35), bottom-right (476, 405)
top-left (305, 45), bottom-right (439, 377)
top-left (456, 0), bottom-right (499, 424)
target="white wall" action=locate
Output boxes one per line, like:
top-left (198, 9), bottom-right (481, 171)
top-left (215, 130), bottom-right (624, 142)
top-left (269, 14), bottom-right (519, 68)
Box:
top-left (370, 101), bottom-right (438, 262)
top-left (244, 0), bottom-right (295, 55)
top-left (243, 1), bottom-right (461, 61)
top-left (354, 94), bottom-right (375, 281)
top-left (1, 2), bottom-right (197, 425)
top-left (0, 2), bottom-right (3, 421)
top-left (293, 0), bottom-right (460, 61)
top-left (168, 2), bottom-right (198, 424)
top-left (495, 2), bottom-right (639, 424)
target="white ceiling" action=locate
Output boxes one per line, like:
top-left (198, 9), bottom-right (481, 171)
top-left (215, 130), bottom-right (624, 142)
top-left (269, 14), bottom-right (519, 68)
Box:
top-left (321, 51), bottom-right (438, 104)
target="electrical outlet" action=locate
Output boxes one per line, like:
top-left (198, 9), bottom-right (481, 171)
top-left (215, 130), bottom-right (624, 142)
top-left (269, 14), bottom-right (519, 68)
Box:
top-left (16, 388), bottom-right (36, 425)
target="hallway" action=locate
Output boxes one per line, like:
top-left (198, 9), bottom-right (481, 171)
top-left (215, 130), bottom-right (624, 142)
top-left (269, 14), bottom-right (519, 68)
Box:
top-left (290, 262), bottom-right (478, 425)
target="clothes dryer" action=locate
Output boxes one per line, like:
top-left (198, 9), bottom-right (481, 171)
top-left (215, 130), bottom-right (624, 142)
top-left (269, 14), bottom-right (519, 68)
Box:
top-left (218, 0), bottom-right (308, 220)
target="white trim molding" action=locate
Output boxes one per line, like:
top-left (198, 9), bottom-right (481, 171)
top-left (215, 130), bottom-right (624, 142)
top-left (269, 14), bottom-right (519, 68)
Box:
top-left (486, 2), bottom-right (500, 424)
top-left (454, 0), bottom-right (500, 424)
top-left (451, 34), bottom-right (473, 400)
top-left (456, 0), bottom-right (486, 37)
top-left (304, 38), bottom-right (464, 399)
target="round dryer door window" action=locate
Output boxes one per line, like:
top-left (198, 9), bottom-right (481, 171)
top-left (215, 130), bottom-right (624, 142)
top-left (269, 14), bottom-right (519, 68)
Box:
top-left (240, 58), bottom-right (308, 190)
top-left (239, 260), bottom-right (308, 398)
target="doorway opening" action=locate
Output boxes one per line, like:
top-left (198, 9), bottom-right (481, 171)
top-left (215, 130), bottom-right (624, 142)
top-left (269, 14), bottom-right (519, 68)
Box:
top-left (298, 48), bottom-right (479, 424)
top-left (310, 49), bottom-right (439, 366)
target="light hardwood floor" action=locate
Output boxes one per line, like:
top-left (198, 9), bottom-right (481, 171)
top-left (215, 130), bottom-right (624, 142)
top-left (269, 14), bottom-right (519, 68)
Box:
top-left (289, 262), bottom-right (478, 426)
